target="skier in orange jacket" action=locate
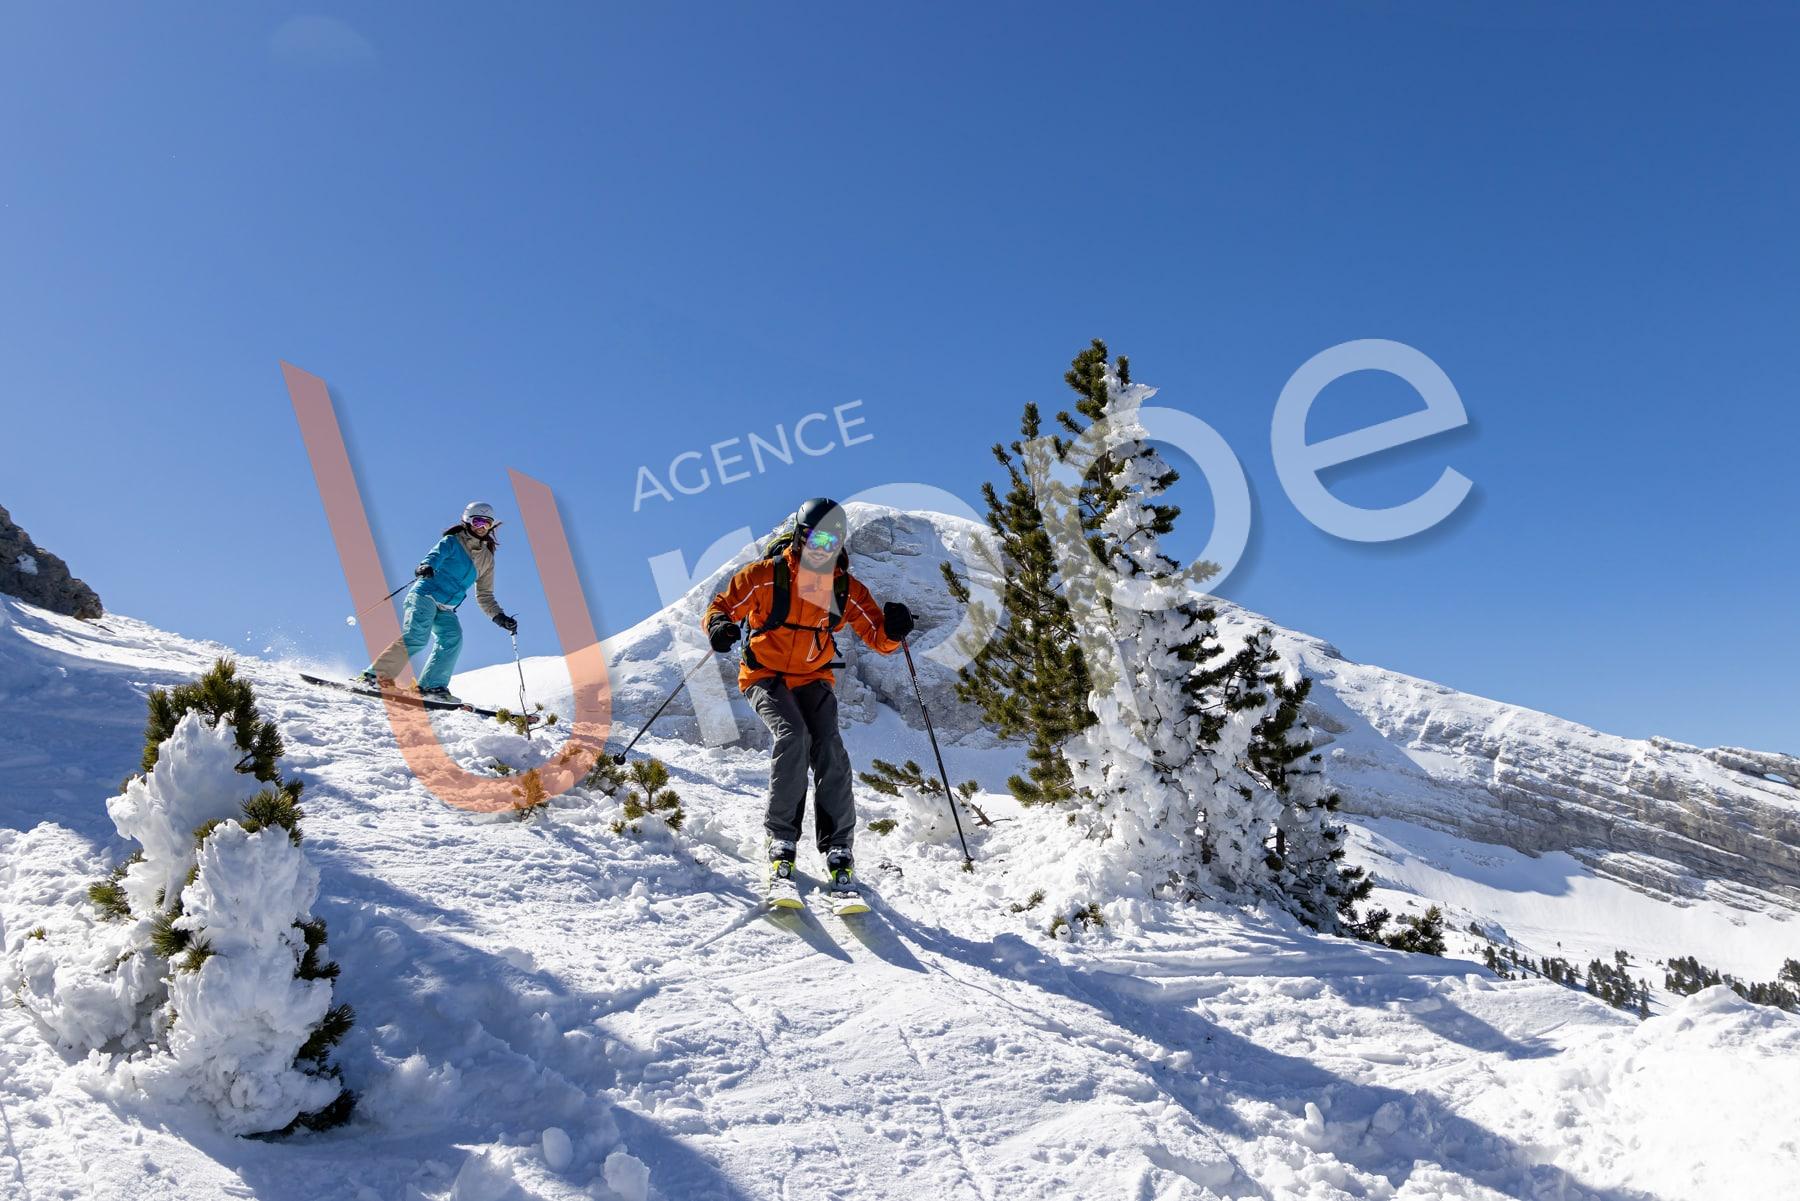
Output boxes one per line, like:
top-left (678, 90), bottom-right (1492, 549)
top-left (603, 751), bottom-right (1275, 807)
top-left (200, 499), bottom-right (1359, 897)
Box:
top-left (703, 498), bottom-right (913, 908)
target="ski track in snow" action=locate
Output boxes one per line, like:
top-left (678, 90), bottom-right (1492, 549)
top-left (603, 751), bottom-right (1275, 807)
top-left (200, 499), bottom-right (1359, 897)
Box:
top-left (1, 597), bottom-right (1796, 1200)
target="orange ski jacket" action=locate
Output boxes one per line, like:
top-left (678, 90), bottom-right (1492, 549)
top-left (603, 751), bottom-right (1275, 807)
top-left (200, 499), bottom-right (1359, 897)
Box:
top-left (702, 547), bottom-right (901, 691)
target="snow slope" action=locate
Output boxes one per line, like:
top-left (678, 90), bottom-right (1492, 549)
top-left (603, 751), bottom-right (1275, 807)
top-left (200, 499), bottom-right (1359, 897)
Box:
top-left (2, 526), bottom-right (1797, 1200)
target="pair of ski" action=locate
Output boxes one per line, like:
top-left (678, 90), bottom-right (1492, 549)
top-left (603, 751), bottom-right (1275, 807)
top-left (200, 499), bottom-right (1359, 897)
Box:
top-left (768, 874), bottom-right (869, 918)
top-left (299, 673), bottom-right (546, 725)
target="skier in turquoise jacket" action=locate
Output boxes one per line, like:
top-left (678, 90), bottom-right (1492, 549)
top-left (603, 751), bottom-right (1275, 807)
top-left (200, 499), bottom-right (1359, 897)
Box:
top-left (361, 502), bottom-right (519, 699)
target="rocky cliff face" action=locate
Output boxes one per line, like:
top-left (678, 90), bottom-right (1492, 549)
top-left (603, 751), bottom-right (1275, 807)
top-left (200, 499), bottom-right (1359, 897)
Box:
top-left (1246, 615), bottom-right (1800, 908)
top-left (0, 506), bottom-right (102, 620)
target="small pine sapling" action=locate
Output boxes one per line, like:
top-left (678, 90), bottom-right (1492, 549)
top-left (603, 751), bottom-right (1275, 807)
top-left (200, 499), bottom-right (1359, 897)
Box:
top-left (1009, 889), bottom-right (1047, 913)
top-left (583, 752), bottom-right (627, 796)
top-left (511, 768), bottom-right (549, 818)
top-left (492, 708), bottom-right (528, 736)
top-left (611, 758), bottom-right (683, 834)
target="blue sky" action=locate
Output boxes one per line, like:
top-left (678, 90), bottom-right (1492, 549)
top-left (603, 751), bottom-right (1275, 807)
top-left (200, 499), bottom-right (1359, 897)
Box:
top-left (2, 3), bottom-right (1794, 752)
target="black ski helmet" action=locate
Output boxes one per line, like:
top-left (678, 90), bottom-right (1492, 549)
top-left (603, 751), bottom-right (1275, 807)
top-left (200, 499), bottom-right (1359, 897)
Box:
top-left (795, 497), bottom-right (847, 545)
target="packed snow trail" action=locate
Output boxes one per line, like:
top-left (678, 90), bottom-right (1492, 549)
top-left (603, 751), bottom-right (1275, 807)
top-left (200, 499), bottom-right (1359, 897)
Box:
top-left (3, 598), bottom-right (1796, 1200)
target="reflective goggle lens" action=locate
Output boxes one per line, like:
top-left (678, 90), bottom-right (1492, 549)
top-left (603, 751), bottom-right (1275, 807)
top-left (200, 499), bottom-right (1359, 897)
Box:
top-left (805, 528), bottom-right (840, 551)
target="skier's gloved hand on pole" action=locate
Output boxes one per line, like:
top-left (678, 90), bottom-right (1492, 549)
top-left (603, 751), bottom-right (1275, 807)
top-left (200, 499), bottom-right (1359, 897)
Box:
top-left (494, 612), bottom-right (518, 634)
top-left (709, 619), bottom-right (742, 654)
top-left (414, 564), bottom-right (434, 578)
top-left (882, 602), bottom-right (915, 642)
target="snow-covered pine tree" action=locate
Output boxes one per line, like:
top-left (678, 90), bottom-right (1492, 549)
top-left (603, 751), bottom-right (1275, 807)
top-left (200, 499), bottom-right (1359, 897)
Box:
top-left (1054, 341), bottom-right (1146, 552)
top-left (947, 339), bottom-right (1367, 922)
top-left (17, 659), bottom-right (353, 1134)
top-left (1185, 627), bottom-right (1288, 895)
top-left (941, 401), bottom-right (1095, 805)
top-left (1035, 345), bottom-right (1246, 906)
top-left (1250, 670), bottom-right (1375, 932)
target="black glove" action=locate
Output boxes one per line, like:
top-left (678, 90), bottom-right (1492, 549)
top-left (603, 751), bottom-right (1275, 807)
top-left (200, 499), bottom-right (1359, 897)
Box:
top-left (709, 620), bottom-right (742, 654)
top-left (883, 602), bottom-right (915, 641)
top-left (414, 564), bottom-right (434, 578)
top-left (494, 612), bottom-right (518, 634)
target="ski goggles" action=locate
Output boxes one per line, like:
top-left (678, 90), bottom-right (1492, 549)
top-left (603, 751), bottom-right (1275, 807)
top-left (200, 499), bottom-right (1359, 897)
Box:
top-left (803, 527), bottom-right (841, 551)
top-left (467, 515), bottom-right (495, 531)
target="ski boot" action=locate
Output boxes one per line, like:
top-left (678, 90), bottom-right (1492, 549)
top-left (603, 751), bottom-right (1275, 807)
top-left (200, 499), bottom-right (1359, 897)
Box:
top-left (766, 841), bottom-right (803, 910)
top-left (824, 849), bottom-right (869, 916)
top-left (416, 685), bottom-right (460, 703)
top-left (356, 671), bottom-right (395, 693)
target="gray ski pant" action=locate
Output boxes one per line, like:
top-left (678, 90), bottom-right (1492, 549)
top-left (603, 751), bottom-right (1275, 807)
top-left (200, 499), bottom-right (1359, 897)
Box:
top-left (746, 678), bottom-right (855, 856)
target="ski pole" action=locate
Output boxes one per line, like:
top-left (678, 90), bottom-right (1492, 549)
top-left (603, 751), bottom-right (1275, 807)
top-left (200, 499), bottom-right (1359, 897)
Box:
top-left (612, 653), bottom-right (713, 764)
top-left (511, 632), bottom-right (531, 742)
top-left (344, 581), bottom-right (411, 627)
top-left (901, 639), bottom-right (975, 870)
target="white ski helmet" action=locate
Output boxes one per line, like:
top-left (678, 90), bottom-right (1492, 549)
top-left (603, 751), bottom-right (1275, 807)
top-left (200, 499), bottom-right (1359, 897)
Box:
top-left (462, 501), bottom-right (497, 525)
